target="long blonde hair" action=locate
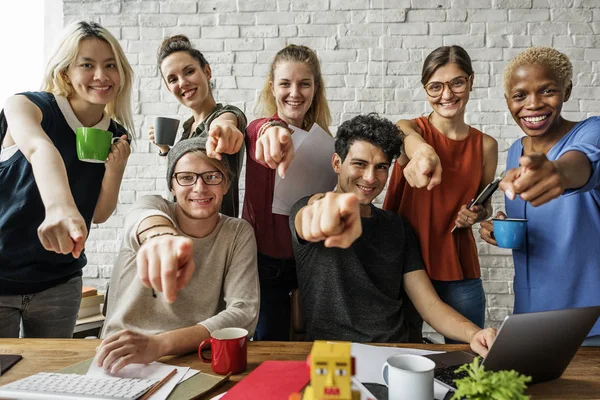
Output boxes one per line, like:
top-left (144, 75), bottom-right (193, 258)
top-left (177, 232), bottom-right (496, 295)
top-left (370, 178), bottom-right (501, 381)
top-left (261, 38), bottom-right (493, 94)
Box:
top-left (41, 21), bottom-right (134, 136)
top-left (256, 45), bottom-right (331, 134)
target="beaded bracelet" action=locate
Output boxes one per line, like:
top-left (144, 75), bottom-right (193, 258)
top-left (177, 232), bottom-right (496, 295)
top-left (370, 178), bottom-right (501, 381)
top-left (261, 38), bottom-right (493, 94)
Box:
top-left (258, 120), bottom-right (293, 138)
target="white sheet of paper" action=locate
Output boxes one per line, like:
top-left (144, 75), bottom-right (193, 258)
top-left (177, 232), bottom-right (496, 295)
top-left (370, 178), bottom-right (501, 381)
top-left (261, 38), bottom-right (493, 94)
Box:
top-left (351, 343), bottom-right (451, 400)
top-left (181, 368), bottom-right (200, 382)
top-left (87, 357), bottom-right (188, 400)
top-left (272, 123), bottom-right (337, 216)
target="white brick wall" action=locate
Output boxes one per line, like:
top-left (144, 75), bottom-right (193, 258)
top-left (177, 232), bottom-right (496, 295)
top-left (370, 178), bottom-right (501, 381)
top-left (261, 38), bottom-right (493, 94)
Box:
top-left (61, 0), bottom-right (599, 338)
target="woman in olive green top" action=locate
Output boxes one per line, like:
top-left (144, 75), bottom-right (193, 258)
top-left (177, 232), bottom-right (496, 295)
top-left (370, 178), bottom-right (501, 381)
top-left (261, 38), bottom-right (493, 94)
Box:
top-left (149, 35), bottom-right (246, 217)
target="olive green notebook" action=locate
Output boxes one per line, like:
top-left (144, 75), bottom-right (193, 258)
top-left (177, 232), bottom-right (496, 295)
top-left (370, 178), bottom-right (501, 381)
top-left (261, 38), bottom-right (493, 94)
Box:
top-left (59, 358), bottom-right (228, 399)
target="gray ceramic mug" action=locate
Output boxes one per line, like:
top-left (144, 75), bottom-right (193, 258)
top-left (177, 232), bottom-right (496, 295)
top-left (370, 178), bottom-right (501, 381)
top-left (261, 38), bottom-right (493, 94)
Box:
top-left (154, 117), bottom-right (180, 146)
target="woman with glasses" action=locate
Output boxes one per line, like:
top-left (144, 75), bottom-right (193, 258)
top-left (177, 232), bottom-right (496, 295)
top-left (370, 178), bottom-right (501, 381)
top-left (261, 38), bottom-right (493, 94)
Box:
top-left (383, 45), bottom-right (498, 342)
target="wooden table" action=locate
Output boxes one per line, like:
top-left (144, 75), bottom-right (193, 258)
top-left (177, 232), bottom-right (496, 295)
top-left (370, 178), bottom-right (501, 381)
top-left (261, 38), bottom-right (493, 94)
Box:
top-left (1, 339), bottom-right (599, 399)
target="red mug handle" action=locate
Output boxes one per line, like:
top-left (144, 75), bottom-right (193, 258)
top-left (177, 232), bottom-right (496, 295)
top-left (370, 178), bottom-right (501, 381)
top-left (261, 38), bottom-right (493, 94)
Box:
top-left (198, 339), bottom-right (212, 363)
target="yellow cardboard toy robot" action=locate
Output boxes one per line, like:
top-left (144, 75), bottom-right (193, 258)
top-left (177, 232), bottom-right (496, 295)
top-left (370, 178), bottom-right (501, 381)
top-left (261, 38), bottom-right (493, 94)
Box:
top-left (291, 341), bottom-right (360, 400)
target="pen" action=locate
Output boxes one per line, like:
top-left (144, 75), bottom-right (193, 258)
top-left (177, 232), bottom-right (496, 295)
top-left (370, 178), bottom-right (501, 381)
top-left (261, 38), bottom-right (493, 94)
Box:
top-left (139, 368), bottom-right (178, 400)
top-left (450, 197), bottom-right (474, 234)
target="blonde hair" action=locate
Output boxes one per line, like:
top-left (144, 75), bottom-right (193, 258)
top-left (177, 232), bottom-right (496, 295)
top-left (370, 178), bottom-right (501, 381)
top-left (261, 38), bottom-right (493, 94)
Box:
top-left (503, 47), bottom-right (573, 94)
top-left (41, 21), bottom-right (134, 135)
top-left (256, 45), bottom-right (331, 134)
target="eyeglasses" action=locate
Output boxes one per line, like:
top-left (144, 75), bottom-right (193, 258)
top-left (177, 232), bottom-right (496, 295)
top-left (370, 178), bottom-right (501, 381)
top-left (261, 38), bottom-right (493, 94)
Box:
top-left (173, 171), bottom-right (224, 186)
top-left (424, 75), bottom-right (471, 98)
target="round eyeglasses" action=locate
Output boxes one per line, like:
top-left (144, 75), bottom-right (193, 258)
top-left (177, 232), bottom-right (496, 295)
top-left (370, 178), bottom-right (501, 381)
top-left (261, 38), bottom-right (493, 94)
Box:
top-left (173, 171), bottom-right (224, 186)
top-left (424, 75), bottom-right (471, 98)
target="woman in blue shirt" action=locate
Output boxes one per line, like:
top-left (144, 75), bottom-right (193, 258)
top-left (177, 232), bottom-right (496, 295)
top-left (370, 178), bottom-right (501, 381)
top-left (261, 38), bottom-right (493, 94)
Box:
top-left (480, 47), bottom-right (600, 346)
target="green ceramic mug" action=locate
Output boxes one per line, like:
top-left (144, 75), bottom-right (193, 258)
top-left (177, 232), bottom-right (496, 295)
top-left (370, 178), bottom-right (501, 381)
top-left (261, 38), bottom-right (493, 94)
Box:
top-left (76, 127), bottom-right (117, 163)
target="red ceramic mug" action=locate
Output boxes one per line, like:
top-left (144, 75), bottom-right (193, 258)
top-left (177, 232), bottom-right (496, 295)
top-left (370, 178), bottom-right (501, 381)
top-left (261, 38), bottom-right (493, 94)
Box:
top-left (198, 327), bottom-right (248, 375)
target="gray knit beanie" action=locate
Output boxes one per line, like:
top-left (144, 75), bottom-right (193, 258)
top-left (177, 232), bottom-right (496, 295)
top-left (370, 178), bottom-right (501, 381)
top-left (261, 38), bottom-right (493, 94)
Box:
top-left (166, 137), bottom-right (230, 189)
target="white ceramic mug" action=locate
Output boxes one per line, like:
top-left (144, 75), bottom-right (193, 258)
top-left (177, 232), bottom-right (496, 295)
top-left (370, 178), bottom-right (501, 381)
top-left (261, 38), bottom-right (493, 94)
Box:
top-left (382, 354), bottom-right (435, 400)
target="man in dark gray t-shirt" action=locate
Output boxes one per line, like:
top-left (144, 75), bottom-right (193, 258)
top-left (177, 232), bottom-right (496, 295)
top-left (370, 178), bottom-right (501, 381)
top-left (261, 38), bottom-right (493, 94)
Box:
top-left (290, 114), bottom-right (496, 356)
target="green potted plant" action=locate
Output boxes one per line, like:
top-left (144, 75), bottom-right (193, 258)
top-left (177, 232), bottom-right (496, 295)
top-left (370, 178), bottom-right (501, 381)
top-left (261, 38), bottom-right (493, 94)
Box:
top-left (450, 357), bottom-right (532, 400)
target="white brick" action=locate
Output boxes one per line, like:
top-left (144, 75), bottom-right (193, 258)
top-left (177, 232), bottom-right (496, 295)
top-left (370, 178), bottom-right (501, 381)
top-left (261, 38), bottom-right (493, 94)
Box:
top-left (121, 1), bottom-right (159, 13)
top-left (224, 38), bottom-right (263, 51)
top-left (452, 0), bottom-right (492, 7)
top-left (83, 1), bottom-right (120, 14)
top-left (191, 39), bottom-right (224, 52)
top-left (312, 11), bottom-right (351, 24)
top-left (197, 0), bottom-right (236, 12)
top-left (569, 22), bottom-right (594, 34)
top-left (551, 8), bottom-right (593, 22)
top-left (163, 26), bottom-right (200, 38)
top-left (528, 21), bottom-right (568, 34)
top-left (431, 22), bottom-right (470, 35)
top-left (140, 27), bottom-right (163, 40)
top-left (241, 26), bottom-right (278, 38)
top-left (122, 27), bottom-right (139, 40)
top-left (446, 9), bottom-right (468, 21)
top-left (487, 22), bottom-right (527, 35)
top-left (401, 35), bottom-right (443, 48)
top-left (509, 9), bottom-right (549, 21)
top-left (337, 36), bottom-right (379, 49)
top-left (178, 14), bottom-right (217, 26)
top-left (218, 13), bottom-right (256, 25)
top-left (388, 22), bottom-right (428, 35)
top-left (330, 0), bottom-right (369, 10)
top-left (280, 25), bottom-right (298, 37)
top-left (492, 0), bottom-right (532, 7)
top-left (469, 9), bottom-right (508, 21)
top-left (101, 15), bottom-right (138, 27)
top-left (356, 89), bottom-right (393, 101)
top-left (238, 0), bottom-right (278, 11)
top-left (139, 14), bottom-right (177, 27)
top-left (443, 34), bottom-right (485, 47)
top-left (159, 1), bottom-right (197, 13)
top-left (366, 9), bottom-right (407, 22)
top-left (202, 26), bottom-right (239, 38)
top-left (585, 49), bottom-right (600, 61)
top-left (387, 62), bottom-right (422, 75)
top-left (370, 49), bottom-right (410, 61)
top-left (291, 0), bottom-right (329, 11)
top-left (406, 10), bottom-right (445, 21)
top-left (298, 25), bottom-right (337, 37)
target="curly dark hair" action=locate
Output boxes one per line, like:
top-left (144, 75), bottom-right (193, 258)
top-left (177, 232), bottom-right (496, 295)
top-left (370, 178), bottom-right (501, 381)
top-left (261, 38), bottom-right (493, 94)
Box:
top-left (335, 113), bottom-right (403, 164)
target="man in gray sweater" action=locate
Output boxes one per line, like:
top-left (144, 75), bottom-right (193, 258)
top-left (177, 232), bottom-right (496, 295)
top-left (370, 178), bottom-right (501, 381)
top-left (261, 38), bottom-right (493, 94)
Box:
top-left (98, 138), bottom-right (259, 374)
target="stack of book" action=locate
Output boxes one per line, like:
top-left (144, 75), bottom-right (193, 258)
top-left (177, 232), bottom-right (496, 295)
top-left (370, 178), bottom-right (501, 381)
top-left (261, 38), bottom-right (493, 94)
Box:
top-left (74, 286), bottom-right (105, 335)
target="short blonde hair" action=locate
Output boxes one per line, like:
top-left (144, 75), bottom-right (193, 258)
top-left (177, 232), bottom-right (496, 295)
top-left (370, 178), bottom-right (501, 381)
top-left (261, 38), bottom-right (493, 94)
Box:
top-left (41, 21), bottom-right (134, 135)
top-left (255, 45), bottom-right (331, 134)
top-left (503, 47), bottom-right (573, 94)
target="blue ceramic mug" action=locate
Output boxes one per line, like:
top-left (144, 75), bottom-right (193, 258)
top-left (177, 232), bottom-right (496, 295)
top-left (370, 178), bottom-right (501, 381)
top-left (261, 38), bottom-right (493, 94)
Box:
top-left (493, 218), bottom-right (527, 249)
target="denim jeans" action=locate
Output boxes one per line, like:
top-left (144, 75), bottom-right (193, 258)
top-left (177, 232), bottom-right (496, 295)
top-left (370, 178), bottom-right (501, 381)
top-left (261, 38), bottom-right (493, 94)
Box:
top-left (254, 253), bottom-right (298, 341)
top-left (0, 275), bottom-right (82, 338)
top-left (582, 335), bottom-right (600, 347)
top-left (431, 278), bottom-right (486, 344)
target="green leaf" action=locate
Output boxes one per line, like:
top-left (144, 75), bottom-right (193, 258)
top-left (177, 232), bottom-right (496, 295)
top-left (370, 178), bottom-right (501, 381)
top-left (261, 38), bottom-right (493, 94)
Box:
top-left (450, 357), bottom-right (532, 400)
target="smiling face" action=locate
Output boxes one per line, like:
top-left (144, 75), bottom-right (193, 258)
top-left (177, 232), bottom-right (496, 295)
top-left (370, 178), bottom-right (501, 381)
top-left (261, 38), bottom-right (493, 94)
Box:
top-left (505, 63), bottom-right (572, 139)
top-left (424, 62), bottom-right (472, 121)
top-left (64, 38), bottom-right (120, 107)
top-left (170, 152), bottom-right (226, 224)
top-left (333, 140), bottom-right (390, 214)
top-left (271, 61), bottom-right (316, 128)
top-left (161, 51), bottom-right (213, 112)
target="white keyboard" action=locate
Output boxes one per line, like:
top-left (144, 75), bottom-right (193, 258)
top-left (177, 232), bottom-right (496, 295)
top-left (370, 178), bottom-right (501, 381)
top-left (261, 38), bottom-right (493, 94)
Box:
top-left (0, 372), bottom-right (159, 400)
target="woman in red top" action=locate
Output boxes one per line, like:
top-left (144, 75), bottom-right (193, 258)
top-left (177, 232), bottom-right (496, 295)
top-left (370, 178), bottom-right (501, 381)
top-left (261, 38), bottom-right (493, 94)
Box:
top-left (244, 45), bottom-right (331, 340)
top-left (383, 46), bottom-right (498, 342)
